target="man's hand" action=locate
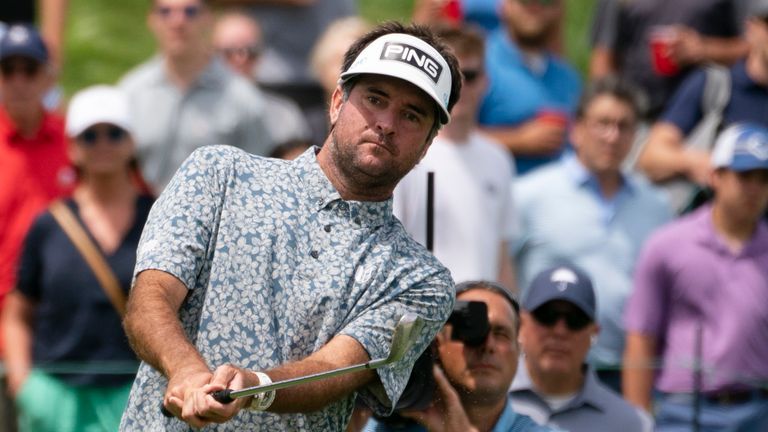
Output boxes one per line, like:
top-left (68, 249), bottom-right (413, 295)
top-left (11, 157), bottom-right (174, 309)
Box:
top-left (401, 366), bottom-right (478, 432)
top-left (162, 365), bottom-right (213, 423)
top-left (668, 26), bottom-right (705, 66)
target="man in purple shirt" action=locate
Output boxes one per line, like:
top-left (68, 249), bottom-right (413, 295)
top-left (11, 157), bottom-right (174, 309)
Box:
top-left (623, 123), bottom-right (768, 431)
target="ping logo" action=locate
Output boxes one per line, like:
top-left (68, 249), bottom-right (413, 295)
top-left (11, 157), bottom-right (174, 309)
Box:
top-left (380, 42), bottom-right (443, 83)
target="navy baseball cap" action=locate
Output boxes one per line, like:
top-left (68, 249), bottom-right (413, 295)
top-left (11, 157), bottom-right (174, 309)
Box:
top-left (523, 264), bottom-right (596, 320)
top-left (0, 24), bottom-right (48, 63)
top-left (711, 123), bottom-right (768, 172)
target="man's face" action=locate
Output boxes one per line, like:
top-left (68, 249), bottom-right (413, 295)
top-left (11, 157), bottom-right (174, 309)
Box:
top-left (325, 75), bottom-right (437, 191)
top-left (502, 0), bottom-right (562, 49)
top-left (437, 289), bottom-right (519, 403)
top-left (213, 15), bottom-right (261, 78)
top-left (712, 168), bottom-right (768, 222)
top-left (449, 53), bottom-right (487, 122)
top-left (519, 300), bottom-right (597, 378)
top-left (571, 94), bottom-right (637, 176)
top-left (0, 56), bottom-right (48, 110)
top-left (745, 16), bottom-right (768, 67)
top-left (148, 0), bottom-right (211, 59)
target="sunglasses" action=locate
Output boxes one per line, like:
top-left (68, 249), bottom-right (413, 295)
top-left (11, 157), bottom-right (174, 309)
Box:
top-left (532, 305), bottom-right (591, 331)
top-left (461, 68), bottom-right (483, 84)
top-left (0, 59), bottom-right (42, 78)
top-left (154, 4), bottom-right (202, 20)
top-left (220, 45), bottom-right (262, 60)
top-left (78, 126), bottom-right (127, 146)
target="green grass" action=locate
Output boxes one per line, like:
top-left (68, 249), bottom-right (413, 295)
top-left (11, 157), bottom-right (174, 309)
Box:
top-left (61, 0), bottom-right (596, 96)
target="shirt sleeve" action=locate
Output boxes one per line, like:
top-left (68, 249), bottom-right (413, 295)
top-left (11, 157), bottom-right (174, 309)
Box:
top-left (133, 146), bottom-right (231, 290)
top-left (659, 69), bottom-right (708, 135)
top-left (624, 230), bottom-right (672, 337)
top-left (339, 260), bottom-right (455, 416)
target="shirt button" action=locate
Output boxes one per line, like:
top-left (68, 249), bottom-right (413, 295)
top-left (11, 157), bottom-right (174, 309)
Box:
top-left (310, 250), bottom-right (319, 259)
top-left (324, 225), bottom-right (332, 233)
top-left (339, 202), bottom-right (348, 211)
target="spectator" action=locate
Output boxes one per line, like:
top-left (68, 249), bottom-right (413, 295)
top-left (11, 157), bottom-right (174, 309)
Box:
top-left (590, 0), bottom-right (748, 120)
top-left (394, 24), bottom-right (516, 290)
top-left (267, 138), bottom-right (310, 160)
top-left (636, 2), bottom-right (768, 213)
top-left (1, 85), bottom-right (152, 432)
top-left (212, 9), bottom-right (311, 146)
top-left (478, 0), bottom-right (580, 176)
top-left (0, 23), bottom-right (73, 432)
top-left (624, 123), bottom-right (768, 431)
top-left (513, 77), bottom-right (671, 391)
top-left (512, 265), bottom-right (651, 432)
top-left (365, 281), bottom-right (555, 432)
top-left (119, 0), bottom-right (273, 191)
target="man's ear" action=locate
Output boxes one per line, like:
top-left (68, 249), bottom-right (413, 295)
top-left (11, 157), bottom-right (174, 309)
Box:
top-left (328, 86), bottom-right (345, 127)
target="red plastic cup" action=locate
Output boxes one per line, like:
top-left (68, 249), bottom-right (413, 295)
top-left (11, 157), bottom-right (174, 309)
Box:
top-left (650, 27), bottom-right (680, 76)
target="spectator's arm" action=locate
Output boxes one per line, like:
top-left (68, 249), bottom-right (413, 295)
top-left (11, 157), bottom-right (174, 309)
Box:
top-left (670, 27), bottom-right (749, 67)
top-left (1, 291), bottom-right (35, 396)
top-left (481, 119), bottom-right (566, 157)
top-left (637, 122), bottom-right (711, 185)
top-left (623, 331), bottom-right (657, 412)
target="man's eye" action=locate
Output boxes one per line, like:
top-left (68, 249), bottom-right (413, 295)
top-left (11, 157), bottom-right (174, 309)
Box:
top-left (367, 96), bottom-right (382, 105)
top-left (403, 111), bottom-right (421, 123)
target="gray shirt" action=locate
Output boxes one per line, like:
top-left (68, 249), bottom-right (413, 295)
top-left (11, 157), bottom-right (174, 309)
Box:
top-left (119, 146), bottom-right (455, 431)
top-left (119, 56), bottom-right (273, 191)
top-left (511, 363), bottom-right (652, 432)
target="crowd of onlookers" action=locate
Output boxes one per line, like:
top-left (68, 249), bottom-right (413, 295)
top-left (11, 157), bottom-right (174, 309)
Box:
top-left (1, 0), bottom-right (768, 431)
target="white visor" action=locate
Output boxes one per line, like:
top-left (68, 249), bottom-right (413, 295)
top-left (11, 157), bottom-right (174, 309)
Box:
top-left (339, 32), bottom-right (453, 125)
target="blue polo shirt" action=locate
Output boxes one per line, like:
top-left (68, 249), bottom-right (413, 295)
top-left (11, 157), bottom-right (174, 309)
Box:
top-left (662, 60), bottom-right (768, 133)
top-left (479, 28), bottom-right (581, 175)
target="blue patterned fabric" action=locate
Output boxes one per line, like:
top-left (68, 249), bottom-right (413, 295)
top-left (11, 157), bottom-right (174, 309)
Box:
top-left (119, 146), bottom-right (455, 431)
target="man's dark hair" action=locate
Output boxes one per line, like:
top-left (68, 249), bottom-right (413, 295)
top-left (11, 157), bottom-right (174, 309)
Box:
top-left (340, 21), bottom-right (462, 124)
top-left (433, 23), bottom-right (485, 60)
top-left (455, 280), bottom-right (520, 333)
top-left (575, 76), bottom-right (645, 121)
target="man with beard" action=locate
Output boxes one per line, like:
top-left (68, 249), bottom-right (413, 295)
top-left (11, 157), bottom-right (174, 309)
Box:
top-left (119, 21), bottom-right (462, 431)
top-left (478, 0), bottom-right (581, 176)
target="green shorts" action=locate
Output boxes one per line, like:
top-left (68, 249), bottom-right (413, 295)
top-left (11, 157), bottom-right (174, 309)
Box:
top-left (15, 370), bottom-right (133, 432)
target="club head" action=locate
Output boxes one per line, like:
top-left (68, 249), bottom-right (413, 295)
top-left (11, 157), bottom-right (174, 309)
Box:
top-left (370, 313), bottom-right (423, 368)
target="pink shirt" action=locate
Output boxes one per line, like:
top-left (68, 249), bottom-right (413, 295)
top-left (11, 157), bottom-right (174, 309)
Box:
top-left (625, 205), bottom-right (768, 393)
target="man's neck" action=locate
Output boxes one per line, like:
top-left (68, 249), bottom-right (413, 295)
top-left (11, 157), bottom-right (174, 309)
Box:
top-left (4, 104), bottom-right (44, 138)
top-left (164, 49), bottom-right (212, 90)
top-left (462, 394), bottom-right (507, 432)
top-left (711, 203), bottom-right (758, 252)
top-left (440, 117), bottom-right (474, 143)
top-left (315, 142), bottom-right (394, 202)
top-left (526, 359), bottom-right (584, 396)
top-left (746, 52), bottom-right (768, 86)
top-left (576, 156), bottom-right (624, 199)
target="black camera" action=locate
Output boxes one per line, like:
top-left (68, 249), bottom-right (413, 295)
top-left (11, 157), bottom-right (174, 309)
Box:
top-left (368, 301), bottom-right (490, 426)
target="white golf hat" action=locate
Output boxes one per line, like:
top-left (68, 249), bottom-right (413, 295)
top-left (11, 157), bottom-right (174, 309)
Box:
top-left (66, 85), bottom-right (134, 138)
top-left (339, 32), bottom-right (453, 125)
top-left (711, 123), bottom-right (768, 171)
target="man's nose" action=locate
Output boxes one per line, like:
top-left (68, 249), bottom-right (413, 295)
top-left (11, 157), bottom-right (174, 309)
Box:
top-left (373, 109), bottom-right (396, 135)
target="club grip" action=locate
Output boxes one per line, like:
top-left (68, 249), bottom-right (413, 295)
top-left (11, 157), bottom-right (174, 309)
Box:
top-left (212, 389), bottom-right (234, 404)
top-left (159, 389), bottom-right (234, 417)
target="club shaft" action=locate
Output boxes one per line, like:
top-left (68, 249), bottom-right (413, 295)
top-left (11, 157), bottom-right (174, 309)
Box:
top-left (227, 357), bottom-right (387, 400)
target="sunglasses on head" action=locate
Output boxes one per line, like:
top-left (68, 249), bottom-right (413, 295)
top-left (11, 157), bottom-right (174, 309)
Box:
top-left (461, 68), bottom-right (482, 84)
top-left (0, 59), bottom-right (42, 78)
top-left (220, 45), bottom-right (262, 60)
top-left (154, 4), bottom-right (202, 20)
top-left (532, 305), bottom-right (591, 331)
top-left (78, 126), bottom-right (127, 146)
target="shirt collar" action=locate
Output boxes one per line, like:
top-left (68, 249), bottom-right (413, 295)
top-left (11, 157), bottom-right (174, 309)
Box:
top-left (293, 147), bottom-right (394, 228)
top-left (562, 153), bottom-right (634, 194)
top-left (490, 28), bottom-right (553, 76)
top-left (511, 361), bottom-right (607, 413)
top-left (692, 203), bottom-right (768, 256)
top-left (149, 55), bottom-right (227, 89)
top-left (0, 106), bottom-right (61, 144)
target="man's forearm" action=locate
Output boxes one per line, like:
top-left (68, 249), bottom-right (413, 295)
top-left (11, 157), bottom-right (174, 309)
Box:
top-left (124, 270), bottom-right (208, 377)
top-left (623, 332), bottom-right (657, 412)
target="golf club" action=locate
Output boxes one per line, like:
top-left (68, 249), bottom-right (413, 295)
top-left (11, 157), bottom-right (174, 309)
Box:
top-left (161, 312), bottom-right (423, 416)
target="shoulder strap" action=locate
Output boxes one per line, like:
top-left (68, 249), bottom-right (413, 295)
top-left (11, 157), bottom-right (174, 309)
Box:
top-left (48, 200), bottom-right (127, 317)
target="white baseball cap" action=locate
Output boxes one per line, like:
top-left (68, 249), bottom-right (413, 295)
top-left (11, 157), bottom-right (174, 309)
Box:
top-left (66, 85), bottom-right (134, 138)
top-left (339, 32), bottom-right (453, 125)
top-left (711, 123), bottom-right (768, 171)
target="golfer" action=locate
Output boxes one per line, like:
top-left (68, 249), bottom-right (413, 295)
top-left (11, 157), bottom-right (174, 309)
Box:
top-left (119, 21), bottom-right (461, 431)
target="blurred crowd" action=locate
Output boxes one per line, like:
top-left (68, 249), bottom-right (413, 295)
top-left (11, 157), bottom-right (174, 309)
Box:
top-left (1, 0), bottom-right (768, 431)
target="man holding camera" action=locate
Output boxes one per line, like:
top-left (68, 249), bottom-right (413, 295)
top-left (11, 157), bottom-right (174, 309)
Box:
top-left (365, 281), bottom-right (554, 432)
top-left (511, 265), bottom-right (650, 432)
